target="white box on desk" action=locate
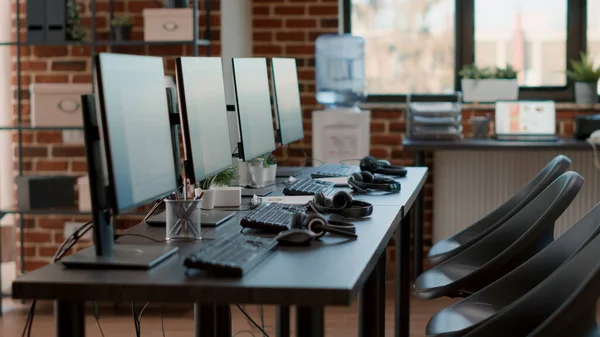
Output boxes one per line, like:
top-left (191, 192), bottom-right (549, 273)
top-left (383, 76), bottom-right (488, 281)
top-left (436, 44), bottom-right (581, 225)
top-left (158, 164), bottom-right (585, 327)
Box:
top-left (143, 8), bottom-right (195, 41)
top-left (312, 109), bottom-right (371, 165)
top-left (30, 83), bottom-right (92, 127)
top-left (77, 175), bottom-right (91, 212)
top-left (213, 186), bottom-right (242, 207)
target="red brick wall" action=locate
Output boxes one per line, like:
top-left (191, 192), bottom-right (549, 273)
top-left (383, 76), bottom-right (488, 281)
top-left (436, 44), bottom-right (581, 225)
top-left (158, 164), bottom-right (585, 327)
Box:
top-left (11, 0), bottom-right (220, 272)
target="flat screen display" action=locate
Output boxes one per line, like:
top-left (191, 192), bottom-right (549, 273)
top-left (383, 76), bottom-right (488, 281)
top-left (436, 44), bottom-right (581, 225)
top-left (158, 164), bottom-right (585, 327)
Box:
top-left (495, 101), bottom-right (556, 135)
top-left (176, 57), bottom-right (233, 182)
top-left (271, 58), bottom-right (304, 145)
top-left (232, 58), bottom-right (276, 161)
top-left (96, 53), bottom-right (177, 212)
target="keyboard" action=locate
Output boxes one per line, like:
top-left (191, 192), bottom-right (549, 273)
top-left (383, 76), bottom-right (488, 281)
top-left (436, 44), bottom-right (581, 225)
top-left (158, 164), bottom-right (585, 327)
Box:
top-left (283, 178), bottom-right (335, 196)
top-left (311, 163), bottom-right (360, 178)
top-left (183, 234), bottom-right (278, 277)
top-left (240, 202), bottom-right (306, 233)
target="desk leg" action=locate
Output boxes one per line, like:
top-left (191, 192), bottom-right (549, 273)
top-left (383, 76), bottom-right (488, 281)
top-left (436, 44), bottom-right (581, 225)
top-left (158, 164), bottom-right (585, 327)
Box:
top-left (296, 306), bottom-right (324, 337)
top-left (195, 303), bottom-right (215, 337)
top-left (276, 306), bottom-right (290, 337)
top-left (413, 151), bottom-right (425, 280)
top-left (395, 210), bottom-right (411, 337)
top-left (215, 305), bottom-right (231, 337)
top-left (54, 300), bottom-right (84, 337)
top-left (378, 252), bottom-right (386, 337)
top-left (359, 257), bottom-right (379, 337)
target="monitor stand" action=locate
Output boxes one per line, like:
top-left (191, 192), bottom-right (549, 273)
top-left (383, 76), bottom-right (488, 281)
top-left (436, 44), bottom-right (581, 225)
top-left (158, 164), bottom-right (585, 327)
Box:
top-left (276, 166), bottom-right (305, 177)
top-left (61, 244), bottom-right (178, 269)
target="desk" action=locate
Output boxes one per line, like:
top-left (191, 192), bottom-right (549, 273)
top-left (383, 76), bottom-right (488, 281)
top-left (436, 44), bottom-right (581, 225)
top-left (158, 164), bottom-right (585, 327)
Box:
top-left (13, 167), bottom-right (427, 337)
top-left (403, 138), bottom-right (591, 271)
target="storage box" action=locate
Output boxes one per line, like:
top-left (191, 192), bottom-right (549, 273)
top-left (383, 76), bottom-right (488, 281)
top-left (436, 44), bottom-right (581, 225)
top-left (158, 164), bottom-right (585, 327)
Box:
top-left (143, 8), bottom-right (195, 41)
top-left (16, 176), bottom-right (76, 210)
top-left (77, 175), bottom-right (91, 212)
top-left (30, 83), bottom-right (92, 127)
top-left (213, 186), bottom-right (242, 207)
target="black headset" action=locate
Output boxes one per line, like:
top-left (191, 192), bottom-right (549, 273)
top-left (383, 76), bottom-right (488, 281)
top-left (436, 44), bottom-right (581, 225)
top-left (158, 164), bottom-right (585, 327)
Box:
top-left (291, 211), bottom-right (357, 239)
top-left (348, 171), bottom-right (401, 194)
top-left (309, 191), bottom-right (373, 218)
top-left (360, 155), bottom-right (408, 177)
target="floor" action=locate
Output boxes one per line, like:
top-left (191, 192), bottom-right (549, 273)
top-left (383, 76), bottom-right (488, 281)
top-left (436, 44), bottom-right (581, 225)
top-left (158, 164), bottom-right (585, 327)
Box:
top-left (0, 293), bottom-right (457, 337)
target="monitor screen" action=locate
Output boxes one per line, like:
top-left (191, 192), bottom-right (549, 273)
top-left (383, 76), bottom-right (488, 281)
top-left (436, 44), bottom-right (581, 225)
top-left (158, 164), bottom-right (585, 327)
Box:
top-left (495, 101), bottom-right (556, 135)
top-left (95, 53), bottom-right (177, 212)
top-left (232, 58), bottom-right (276, 161)
top-left (271, 58), bottom-right (304, 145)
top-left (176, 57), bottom-right (233, 183)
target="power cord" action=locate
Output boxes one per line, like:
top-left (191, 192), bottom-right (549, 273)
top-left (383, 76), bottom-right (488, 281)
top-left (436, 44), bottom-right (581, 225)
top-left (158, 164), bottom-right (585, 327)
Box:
top-left (22, 221), bottom-right (95, 337)
top-left (115, 233), bottom-right (167, 243)
top-left (235, 304), bottom-right (271, 337)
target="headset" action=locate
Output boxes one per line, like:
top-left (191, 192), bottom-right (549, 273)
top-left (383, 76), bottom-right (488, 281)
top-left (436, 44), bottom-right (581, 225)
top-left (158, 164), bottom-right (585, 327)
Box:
top-left (292, 211), bottom-right (357, 239)
top-left (309, 191), bottom-right (373, 218)
top-left (360, 155), bottom-right (408, 177)
top-left (348, 171), bottom-right (401, 194)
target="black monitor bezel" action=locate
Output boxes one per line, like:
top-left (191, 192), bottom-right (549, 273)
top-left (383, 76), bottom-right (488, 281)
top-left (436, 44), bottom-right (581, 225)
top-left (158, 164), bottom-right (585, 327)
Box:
top-left (93, 53), bottom-right (176, 214)
top-left (175, 57), bottom-right (197, 183)
top-left (270, 57), bottom-right (305, 146)
top-left (231, 57), bottom-right (277, 162)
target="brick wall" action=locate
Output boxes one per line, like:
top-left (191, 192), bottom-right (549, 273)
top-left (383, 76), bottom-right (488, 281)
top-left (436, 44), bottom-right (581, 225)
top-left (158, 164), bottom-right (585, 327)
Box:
top-left (11, 0), bottom-right (220, 272)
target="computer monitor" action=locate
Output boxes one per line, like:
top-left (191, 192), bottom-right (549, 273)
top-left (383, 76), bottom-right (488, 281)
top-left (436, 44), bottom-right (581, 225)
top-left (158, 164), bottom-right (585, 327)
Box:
top-left (61, 53), bottom-right (178, 269)
top-left (495, 100), bottom-right (556, 140)
top-left (271, 58), bottom-right (304, 146)
top-left (176, 57), bottom-right (233, 183)
top-left (232, 58), bottom-right (276, 162)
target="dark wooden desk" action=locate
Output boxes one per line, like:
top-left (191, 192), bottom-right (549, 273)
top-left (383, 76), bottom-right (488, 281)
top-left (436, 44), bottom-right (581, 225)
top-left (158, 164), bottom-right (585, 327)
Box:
top-left (402, 137), bottom-right (590, 279)
top-left (13, 167), bottom-right (428, 337)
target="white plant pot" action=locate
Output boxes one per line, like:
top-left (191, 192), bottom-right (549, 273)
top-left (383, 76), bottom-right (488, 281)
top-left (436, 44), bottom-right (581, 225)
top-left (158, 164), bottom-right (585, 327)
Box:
top-left (574, 82), bottom-right (599, 105)
top-left (263, 164), bottom-right (277, 183)
top-left (197, 188), bottom-right (215, 210)
top-left (461, 79), bottom-right (519, 103)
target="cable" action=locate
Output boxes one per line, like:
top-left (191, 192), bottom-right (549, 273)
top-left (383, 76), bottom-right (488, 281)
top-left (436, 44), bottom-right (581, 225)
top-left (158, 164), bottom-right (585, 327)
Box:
top-left (234, 331), bottom-right (257, 337)
top-left (132, 302), bottom-right (141, 337)
top-left (258, 305), bottom-right (266, 337)
top-left (235, 304), bottom-right (271, 337)
top-left (160, 305), bottom-right (166, 337)
top-left (138, 302), bottom-right (151, 324)
top-left (94, 313), bottom-right (106, 337)
top-left (93, 303), bottom-right (105, 337)
top-left (115, 233), bottom-right (166, 243)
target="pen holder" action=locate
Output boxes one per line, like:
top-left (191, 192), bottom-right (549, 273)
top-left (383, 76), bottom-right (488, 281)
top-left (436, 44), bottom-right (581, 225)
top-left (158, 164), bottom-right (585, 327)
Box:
top-left (165, 199), bottom-right (202, 241)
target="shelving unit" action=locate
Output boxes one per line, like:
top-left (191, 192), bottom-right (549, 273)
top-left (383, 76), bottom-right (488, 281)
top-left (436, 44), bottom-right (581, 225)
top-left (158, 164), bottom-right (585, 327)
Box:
top-left (0, 0), bottom-right (212, 314)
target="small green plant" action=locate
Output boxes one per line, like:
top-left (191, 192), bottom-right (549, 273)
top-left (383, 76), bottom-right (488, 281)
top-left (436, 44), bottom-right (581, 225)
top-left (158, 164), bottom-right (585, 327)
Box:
top-left (110, 15), bottom-right (133, 26)
top-left (197, 167), bottom-right (238, 190)
top-left (262, 153), bottom-right (277, 168)
top-left (66, 0), bottom-right (86, 42)
top-left (567, 52), bottom-right (600, 83)
top-left (460, 64), bottom-right (518, 80)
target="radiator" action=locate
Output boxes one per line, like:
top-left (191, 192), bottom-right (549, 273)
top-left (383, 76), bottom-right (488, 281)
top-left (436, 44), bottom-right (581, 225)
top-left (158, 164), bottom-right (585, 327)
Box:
top-left (433, 150), bottom-right (600, 243)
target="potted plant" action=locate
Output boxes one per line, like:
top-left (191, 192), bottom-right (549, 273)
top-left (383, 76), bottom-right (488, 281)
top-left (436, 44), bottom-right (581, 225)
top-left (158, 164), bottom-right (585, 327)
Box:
top-left (196, 167), bottom-right (238, 209)
top-left (460, 64), bottom-right (519, 103)
top-left (66, 0), bottom-right (86, 42)
top-left (262, 153), bottom-right (278, 183)
top-left (110, 16), bottom-right (133, 41)
top-left (567, 52), bottom-right (600, 105)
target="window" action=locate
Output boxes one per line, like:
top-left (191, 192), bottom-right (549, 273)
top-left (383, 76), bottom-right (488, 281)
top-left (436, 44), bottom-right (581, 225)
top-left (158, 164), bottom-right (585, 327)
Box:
top-left (589, 0), bottom-right (600, 94)
top-left (350, 0), bottom-right (455, 95)
top-left (343, 0), bottom-right (593, 101)
top-left (475, 0), bottom-right (567, 87)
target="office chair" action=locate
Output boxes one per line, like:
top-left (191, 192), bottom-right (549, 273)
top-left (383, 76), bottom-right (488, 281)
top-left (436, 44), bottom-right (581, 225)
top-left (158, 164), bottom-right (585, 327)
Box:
top-left (425, 201), bottom-right (600, 337)
top-left (428, 155), bottom-right (571, 265)
top-left (414, 171), bottom-right (583, 300)
top-left (463, 227), bottom-right (600, 337)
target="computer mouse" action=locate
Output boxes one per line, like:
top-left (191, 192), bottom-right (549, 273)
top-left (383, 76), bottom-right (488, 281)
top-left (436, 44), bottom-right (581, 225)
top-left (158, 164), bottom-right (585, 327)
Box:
top-left (275, 229), bottom-right (316, 246)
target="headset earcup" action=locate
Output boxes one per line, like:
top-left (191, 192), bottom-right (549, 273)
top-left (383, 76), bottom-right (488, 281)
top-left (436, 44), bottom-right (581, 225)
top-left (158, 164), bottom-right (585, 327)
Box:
top-left (306, 213), bottom-right (327, 238)
top-left (351, 172), bottom-right (363, 182)
top-left (314, 192), bottom-right (327, 207)
top-left (360, 156), bottom-right (379, 173)
top-left (291, 211), bottom-right (305, 229)
top-left (332, 191), bottom-right (353, 208)
top-left (361, 171), bottom-right (375, 183)
top-left (377, 159), bottom-right (392, 168)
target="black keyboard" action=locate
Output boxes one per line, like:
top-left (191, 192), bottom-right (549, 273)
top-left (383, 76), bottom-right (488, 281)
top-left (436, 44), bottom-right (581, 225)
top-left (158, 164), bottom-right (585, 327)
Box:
top-left (283, 178), bottom-right (335, 196)
top-left (240, 202), bottom-right (306, 233)
top-left (311, 163), bottom-right (360, 178)
top-left (183, 234), bottom-right (278, 277)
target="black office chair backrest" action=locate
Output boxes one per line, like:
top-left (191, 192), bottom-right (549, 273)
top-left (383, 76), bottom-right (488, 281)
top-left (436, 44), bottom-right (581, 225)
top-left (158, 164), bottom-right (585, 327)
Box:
top-left (415, 171), bottom-right (583, 299)
top-left (428, 155), bottom-right (570, 264)
top-left (425, 201), bottom-right (600, 337)
top-left (465, 227), bottom-right (600, 337)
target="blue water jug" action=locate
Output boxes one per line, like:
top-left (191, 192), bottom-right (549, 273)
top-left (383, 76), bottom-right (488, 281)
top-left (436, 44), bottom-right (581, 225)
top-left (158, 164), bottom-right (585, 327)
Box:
top-left (315, 34), bottom-right (366, 108)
